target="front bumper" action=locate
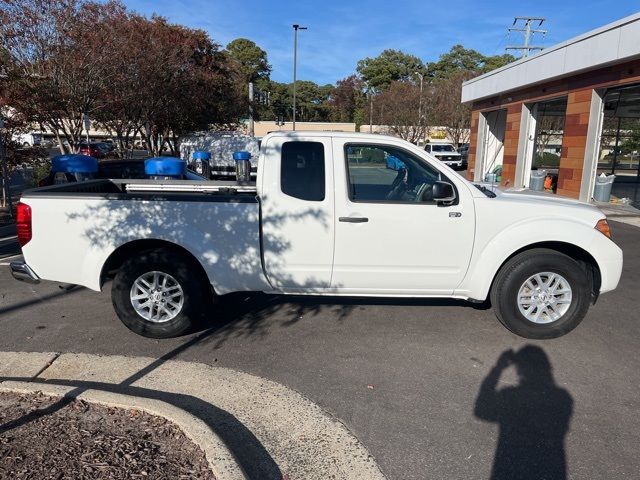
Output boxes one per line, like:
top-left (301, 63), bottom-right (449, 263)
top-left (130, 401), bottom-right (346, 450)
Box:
top-left (443, 161), bottom-right (462, 168)
top-left (10, 262), bottom-right (40, 284)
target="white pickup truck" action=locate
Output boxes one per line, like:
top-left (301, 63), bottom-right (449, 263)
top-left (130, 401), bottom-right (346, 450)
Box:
top-left (11, 132), bottom-right (622, 339)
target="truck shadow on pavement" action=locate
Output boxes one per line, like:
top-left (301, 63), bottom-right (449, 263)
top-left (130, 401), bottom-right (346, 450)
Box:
top-left (199, 291), bottom-right (491, 349)
top-left (0, 328), bottom-right (283, 480)
top-left (475, 345), bottom-right (573, 480)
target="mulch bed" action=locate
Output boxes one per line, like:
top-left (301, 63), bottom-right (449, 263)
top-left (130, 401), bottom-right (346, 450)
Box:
top-left (0, 391), bottom-right (215, 479)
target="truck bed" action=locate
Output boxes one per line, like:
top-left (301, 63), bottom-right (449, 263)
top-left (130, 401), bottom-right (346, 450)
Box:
top-left (19, 178), bottom-right (270, 294)
top-left (23, 179), bottom-right (258, 203)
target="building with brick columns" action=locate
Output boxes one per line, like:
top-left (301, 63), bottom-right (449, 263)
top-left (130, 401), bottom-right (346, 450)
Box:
top-left (461, 13), bottom-right (640, 207)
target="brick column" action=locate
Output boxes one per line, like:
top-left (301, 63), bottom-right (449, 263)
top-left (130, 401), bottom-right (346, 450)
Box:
top-left (557, 90), bottom-right (592, 198)
top-left (466, 110), bottom-right (480, 181)
top-left (501, 103), bottom-right (523, 188)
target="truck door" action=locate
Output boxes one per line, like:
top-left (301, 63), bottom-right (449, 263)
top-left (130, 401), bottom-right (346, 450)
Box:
top-left (330, 139), bottom-right (475, 294)
top-left (261, 136), bottom-right (335, 290)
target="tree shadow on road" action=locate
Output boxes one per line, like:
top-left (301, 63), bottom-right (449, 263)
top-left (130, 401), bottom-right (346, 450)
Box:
top-left (474, 345), bottom-right (573, 480)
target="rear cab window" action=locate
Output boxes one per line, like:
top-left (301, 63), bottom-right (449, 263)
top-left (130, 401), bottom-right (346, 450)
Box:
top-left (280, 142), bottom-right (325, 201)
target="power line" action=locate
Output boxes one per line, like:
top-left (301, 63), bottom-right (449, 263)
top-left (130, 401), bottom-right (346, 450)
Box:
top-left (506, 17), bottom-right (547, 58)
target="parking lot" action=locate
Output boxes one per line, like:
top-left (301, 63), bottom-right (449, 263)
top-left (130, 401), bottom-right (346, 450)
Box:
top-left (0, 220), bottom-right (639, 479)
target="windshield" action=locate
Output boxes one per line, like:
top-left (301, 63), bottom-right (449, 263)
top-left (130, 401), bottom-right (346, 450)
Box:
top-left (431, 145), bottom-right (455, 153)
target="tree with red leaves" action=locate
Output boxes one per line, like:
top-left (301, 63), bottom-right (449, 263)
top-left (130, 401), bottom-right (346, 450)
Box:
top-left (0, 0), bottom-right (245, 155)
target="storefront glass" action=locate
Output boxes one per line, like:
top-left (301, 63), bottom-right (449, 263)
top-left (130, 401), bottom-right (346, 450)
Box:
top-left (531, 97), bottom-right (567, 193)
top-left (597, 84), bottom-right (640, 208)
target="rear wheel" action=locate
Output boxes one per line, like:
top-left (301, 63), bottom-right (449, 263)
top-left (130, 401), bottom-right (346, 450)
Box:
top-left (490, 249), bottom-right (591, 339)
top-left (111, 249), bottom-right (210, 338)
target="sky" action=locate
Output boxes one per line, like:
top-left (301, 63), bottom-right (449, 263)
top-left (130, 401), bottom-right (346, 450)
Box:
top-left (124, 0), bottom-right (639, 85)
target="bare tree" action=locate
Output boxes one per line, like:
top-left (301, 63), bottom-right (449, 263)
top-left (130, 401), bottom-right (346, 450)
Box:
top-left (431, 71), bottom-right (473, 147)
top-left (375, 81), bottom-right (429, 144)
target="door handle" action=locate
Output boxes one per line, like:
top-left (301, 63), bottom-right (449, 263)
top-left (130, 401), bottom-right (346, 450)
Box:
top-left (339, 216), bottom-right (369, 223)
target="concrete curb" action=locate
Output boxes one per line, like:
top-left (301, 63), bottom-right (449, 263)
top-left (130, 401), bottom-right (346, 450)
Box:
top-left (0, 351), bottom-right (386, 480)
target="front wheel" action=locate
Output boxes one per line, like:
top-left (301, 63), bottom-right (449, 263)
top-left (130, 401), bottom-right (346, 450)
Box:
top-left (111, 249), bottom-right (211, 338)
top-left (490, 249), bottom-right (591, 339)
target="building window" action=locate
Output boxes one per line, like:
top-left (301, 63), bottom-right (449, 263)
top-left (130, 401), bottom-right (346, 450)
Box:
top-left (597, 84), bottom-right (640, 208)
top-left (531, 97), bottom-right (567, 194)
top-left (280, 142), bottom-right (326, 201)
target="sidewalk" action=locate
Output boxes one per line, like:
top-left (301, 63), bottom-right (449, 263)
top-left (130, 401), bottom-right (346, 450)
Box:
top-left (596, 202), bottom-right (640, 228)
top-left (0, 351), bottom-right (386, 480)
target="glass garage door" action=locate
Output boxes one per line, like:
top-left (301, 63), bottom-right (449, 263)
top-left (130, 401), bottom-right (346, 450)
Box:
top-left (598, 84), bottom-right (640, 208)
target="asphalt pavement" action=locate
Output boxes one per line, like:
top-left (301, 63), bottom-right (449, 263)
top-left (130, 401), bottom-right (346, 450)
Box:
top-left (1, 221), bottom-right (639, 480)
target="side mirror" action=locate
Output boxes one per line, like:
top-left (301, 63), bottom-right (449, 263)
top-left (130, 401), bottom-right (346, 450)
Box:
top-left (432, 181), bottom-right (456, 203)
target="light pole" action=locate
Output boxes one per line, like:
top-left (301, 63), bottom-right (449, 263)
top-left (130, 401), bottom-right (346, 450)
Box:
top-left (414, 71), bottom-right (424, 124)
top-left (292, 24), bottom-right (307, 131)
top-left (368, 88), bottom-right (374, 133)
top-left (414, 71), bottom-right (425, 145)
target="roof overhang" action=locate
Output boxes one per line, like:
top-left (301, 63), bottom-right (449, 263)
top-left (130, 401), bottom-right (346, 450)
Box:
top-left (461, 12), bottom-right (640, 104)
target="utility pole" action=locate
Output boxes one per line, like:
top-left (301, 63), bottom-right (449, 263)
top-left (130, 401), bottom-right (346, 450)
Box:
top-left (506, 17), bottom-right (547, 58)
top-left (292, 24), bottom-right (307, 131)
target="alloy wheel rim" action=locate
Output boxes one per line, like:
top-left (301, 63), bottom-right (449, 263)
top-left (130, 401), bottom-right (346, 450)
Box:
top-left (517, 272), bottom-right (573, 324)
top-left (130, 271), bottom-right (184, 323)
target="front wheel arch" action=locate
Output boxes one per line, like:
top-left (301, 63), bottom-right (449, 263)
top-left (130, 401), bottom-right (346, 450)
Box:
top-left (484, 241), bottom-right (601, 305)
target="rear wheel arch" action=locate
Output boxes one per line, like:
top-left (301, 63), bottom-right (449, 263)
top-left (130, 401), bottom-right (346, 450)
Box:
top-left (100, 239), bottom-right (211, 291)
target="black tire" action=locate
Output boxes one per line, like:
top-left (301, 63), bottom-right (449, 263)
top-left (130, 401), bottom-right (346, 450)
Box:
top-left (111, 248), bottom-right (211, 338)
top-left (490, 248), bottom-right (591, 339)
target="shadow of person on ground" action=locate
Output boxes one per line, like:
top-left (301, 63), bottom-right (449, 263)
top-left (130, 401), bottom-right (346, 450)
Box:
top-left (474, 345), bottom-right (573, 480)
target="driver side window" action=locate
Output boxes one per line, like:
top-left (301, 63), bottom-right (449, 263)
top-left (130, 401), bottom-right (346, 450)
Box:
top-left (344, 144), bottom-right (443, 204)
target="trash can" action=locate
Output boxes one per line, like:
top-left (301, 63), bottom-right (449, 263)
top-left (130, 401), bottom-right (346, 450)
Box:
top-left (191, 150), bottom-right (211, 178)
top-left (144, 157), bottom-right (186, 180)
top-left (233, 151), bottom-right (252, 184)
top-left (51, 154), bottom-right (98, 184)
top-left (484, 173), bottom-right (497, 183)
top-left (529, 170), bottom-right (546, 192)
top-left (593, 173), bottom-right (616, 202)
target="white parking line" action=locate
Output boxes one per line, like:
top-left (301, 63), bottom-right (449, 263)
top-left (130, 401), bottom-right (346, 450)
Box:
top-left (0, 253), bottom-right (23, 262)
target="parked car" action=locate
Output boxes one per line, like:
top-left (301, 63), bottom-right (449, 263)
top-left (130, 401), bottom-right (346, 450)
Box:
top-left (98, 140), bottom-right (118, 155)
top-left (425, 142), bottom-right (464, 170)
top-left (78, 142), bottom-right (105, 159)
top-left (458, 144), bottom-right (469, 170)
top-left (13, 132), bottom-right (622, 341)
